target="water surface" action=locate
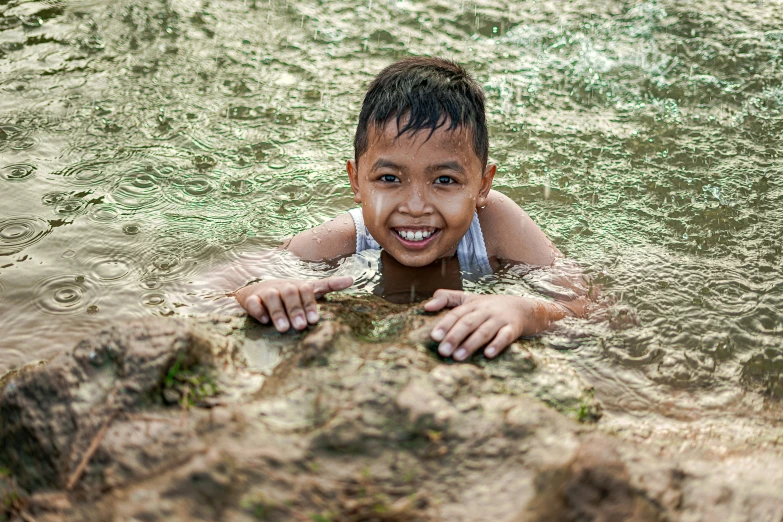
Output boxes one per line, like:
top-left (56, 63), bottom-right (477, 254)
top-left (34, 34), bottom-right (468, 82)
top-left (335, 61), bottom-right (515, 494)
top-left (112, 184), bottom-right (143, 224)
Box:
top-left (1, 0), bottom-right (782, 429)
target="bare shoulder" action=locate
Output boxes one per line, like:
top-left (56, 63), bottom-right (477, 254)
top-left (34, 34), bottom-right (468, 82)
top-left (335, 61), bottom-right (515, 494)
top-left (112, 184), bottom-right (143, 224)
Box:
top-left (478, 190), bottom-right (562, 265)
top-left (285, 212), bottom-right (356, 262)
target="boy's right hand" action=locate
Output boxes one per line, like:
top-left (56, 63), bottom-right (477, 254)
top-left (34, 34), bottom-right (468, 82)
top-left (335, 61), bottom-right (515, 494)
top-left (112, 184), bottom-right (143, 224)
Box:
top-left (234, 276), bottom-right (353, 332)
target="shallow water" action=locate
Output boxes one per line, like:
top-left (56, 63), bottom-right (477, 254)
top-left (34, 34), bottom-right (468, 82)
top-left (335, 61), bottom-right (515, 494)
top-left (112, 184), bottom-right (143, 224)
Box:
top-left (0, 0), bottom-right (782, 421)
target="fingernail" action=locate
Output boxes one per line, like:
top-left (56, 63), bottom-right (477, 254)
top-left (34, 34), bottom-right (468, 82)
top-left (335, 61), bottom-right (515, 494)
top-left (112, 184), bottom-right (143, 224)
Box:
top-left (276, 318), bottom-right (289, 331)
top-left (438, 342), bottom-right (453, 357)
top-left (307, 311), bottom-right (319, 323)
top-left (485, 346), bottom-right (497, 357)
top-left (431, 328), bottom-right (444, 341)
top-left (261, 315), bottom-right (269, 324)
top-left (453, 348), bottom-right (466, 360)
top-left (293, 316), bottom-right (306, 329)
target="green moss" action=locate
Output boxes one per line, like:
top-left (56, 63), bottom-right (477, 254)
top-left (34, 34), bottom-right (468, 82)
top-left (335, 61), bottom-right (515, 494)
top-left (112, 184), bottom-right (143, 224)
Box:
top-left (164, 352), bottom-right (185, 388)
top-left (239, 493), bottom-right (284, 521)
top-left (325, 295), bottom-right (413, 342)
top-left (160, 351), bottom-right (219, 407)
top-left (558, 390), bottom-right (601, 423)
top-left (309, 513), bottom-right (334, 522)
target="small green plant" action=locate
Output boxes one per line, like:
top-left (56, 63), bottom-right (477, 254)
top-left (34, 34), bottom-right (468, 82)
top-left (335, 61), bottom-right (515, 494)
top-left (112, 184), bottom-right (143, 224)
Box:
top-left (239, 492), bottom-right (283, 521)
top-left (164, 353), bottom-right (185, 388)
top-left (161, 352), bottom-right (218, 407)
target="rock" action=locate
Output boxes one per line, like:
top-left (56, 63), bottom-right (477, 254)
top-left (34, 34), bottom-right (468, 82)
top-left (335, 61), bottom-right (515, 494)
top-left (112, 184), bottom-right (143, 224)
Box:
top-left (520, 436), bottom-right (665, 522)
top-left (0, 295), bottom-right (781, 521)
top-left (0, 317), bottom-right (242, 494)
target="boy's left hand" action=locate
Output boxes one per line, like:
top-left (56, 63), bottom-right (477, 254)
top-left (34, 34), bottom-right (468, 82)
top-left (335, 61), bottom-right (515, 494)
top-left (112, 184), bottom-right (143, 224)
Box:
top-left (424, 290), bottom-right (547, 361)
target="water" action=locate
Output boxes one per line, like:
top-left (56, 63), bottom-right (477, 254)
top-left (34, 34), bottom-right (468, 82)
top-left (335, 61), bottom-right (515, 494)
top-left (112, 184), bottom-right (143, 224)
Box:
top-left (0, 0), bottom-right (782, 428)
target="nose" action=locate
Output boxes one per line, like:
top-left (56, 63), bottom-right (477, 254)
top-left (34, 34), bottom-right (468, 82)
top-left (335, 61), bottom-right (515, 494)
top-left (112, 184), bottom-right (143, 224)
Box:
top-left (398, 184), bottom-right (432, 217)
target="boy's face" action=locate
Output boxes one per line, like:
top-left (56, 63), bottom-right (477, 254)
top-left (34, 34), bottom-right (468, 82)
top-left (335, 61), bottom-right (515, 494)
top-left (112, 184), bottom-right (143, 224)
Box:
top-left (348, 119), bottom-right (495, 267)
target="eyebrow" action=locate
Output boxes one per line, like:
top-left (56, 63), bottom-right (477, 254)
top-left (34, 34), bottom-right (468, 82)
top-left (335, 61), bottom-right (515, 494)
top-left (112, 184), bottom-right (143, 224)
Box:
top-left (369, 159), bottom-right (466, 174)
top-left (371, 159), bottom-right (406, 172)
top-left (426, 161), bottom-right (465, 174)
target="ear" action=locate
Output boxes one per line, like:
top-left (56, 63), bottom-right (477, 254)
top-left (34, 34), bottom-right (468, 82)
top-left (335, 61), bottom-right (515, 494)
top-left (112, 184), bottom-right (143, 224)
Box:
top-left (475, 163), bottom-right (496, 209)
top-left (346, 160), bottom-right (362, 204)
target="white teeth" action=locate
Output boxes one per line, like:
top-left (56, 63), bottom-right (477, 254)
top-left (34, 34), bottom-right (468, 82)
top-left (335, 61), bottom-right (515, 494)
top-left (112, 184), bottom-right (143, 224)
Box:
top-left (396, 229), bottom-right (435, 242)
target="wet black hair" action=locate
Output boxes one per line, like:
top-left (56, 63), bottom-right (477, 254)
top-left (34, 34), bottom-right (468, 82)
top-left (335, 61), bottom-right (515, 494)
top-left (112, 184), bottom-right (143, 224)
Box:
top-left (354, 57), bottom-right (489, 168)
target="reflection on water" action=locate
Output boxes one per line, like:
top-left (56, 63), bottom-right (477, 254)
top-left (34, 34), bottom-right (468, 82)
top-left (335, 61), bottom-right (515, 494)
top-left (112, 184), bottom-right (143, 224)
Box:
top-left (372, 251), bottom-right (464, 304)
top-left (0, 0), bottom-right (782, 432)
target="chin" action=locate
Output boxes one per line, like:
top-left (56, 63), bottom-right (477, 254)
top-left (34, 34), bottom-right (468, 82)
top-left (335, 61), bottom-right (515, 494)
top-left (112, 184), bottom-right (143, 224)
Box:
top-left (385, 251), bottom-right (439, 268)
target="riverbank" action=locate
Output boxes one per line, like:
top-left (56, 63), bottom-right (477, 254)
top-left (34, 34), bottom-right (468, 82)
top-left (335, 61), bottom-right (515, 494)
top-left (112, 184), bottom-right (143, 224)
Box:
top-left (2, 295), bottom-right (782, 521)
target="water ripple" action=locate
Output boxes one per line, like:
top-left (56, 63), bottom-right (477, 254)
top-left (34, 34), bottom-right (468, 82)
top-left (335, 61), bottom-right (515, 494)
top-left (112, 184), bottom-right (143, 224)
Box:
top-left (0, 124), bottom-right (38, 152)
top-left (53, 159), bottom-right (111, 186)
top-left (0, 216), bottom-right (51, 256)
top-left (33, 274), bottom-right (98, 316)
top-left (162, 174), bottom-right (217, 205)
top-left (87, 253), bottom-right (135, 284)
top-left (1, 163), bottom-right (36, 182)
top-left (132, 223), bottom-right (216, 283)
top-left (41, 191), bottom-right (70, 206)
top-left (140, 291), bottom-right (167, 307)
top-left (54, 198), bottom-right (89, 216)
top-left (112, 172), bottom-right (165, 211)
top-left (88, 204), bottom-right (122, 223)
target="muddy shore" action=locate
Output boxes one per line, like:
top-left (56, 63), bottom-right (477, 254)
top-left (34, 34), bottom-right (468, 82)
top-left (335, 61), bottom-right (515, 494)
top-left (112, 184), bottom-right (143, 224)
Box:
top-left (1, 295), bottom-right (782, 521)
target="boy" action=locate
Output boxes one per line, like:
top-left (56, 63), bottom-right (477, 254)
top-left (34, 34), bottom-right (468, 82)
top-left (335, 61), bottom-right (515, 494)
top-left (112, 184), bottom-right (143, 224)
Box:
top-left (235, 57), bottom-right (586, 362)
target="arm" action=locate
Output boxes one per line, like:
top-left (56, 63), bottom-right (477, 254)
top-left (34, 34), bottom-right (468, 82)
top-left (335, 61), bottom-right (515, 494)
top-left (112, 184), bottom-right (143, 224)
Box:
top-left (235, 212), bottom-right (357, 331)
top-left (479, 189), bottom-right (562, 266)
top-left (425, 190), bottom-right (588, 361)
top-left (284, 212), bottom-right (356, 262)
top-left (424, 290), bottom-right (577, 361)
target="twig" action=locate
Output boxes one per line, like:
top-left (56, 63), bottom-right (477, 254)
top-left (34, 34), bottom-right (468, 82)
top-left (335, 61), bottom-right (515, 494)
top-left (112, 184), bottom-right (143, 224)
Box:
top-left (126, 414), bottom-right (176, 423)
top-left (66, 413), bottom-right (116, 491)
top-left (179, 386), bottom-right (190, 427)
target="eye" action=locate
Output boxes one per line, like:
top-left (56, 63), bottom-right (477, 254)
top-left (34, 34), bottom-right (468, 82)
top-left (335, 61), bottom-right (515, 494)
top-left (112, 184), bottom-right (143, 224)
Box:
top-left (434, 175), bottom-right (455, 184)
top-left (379, 174), bottom-right (399, 183)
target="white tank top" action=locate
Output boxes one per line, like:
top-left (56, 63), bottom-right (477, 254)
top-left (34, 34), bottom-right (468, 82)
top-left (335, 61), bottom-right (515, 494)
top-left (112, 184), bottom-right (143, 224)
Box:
top-left (347, 208), bottom-right (492, 276)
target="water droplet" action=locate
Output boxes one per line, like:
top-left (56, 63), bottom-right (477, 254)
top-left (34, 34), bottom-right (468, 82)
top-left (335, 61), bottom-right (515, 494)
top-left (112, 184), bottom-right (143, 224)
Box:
top-left (141, 292), bottom-right (166, 306)
top-left (123, 224), bottom-right (141, 235)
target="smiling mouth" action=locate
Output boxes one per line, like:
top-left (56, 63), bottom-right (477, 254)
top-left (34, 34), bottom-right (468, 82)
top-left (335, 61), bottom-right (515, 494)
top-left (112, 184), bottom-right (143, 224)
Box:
top-left (392, 227), bottom-right (439, 243)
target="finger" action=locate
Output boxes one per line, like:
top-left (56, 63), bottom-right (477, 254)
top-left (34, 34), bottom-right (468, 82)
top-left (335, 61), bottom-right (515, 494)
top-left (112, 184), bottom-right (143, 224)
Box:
top-left (260, 289), bottom-right (289, 332)
top-left (424, 289), bottom-right (467, 312)
top-left (430, 304), bottom-right (473, 348)
top-left (312, 276), bottom-right (354, 298)
top-left (452, 320), bottom-right (501, 361)
top-left (484, 325), bottom-right (517, 359)
top-left (279, 283), bottom-right (308, 330)
top-left (437, 309), bottom-right (487, 358)
top-left (245, 295), bottom-right (270, 324)
top-left (300, 282), bottom-right (319, 324)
